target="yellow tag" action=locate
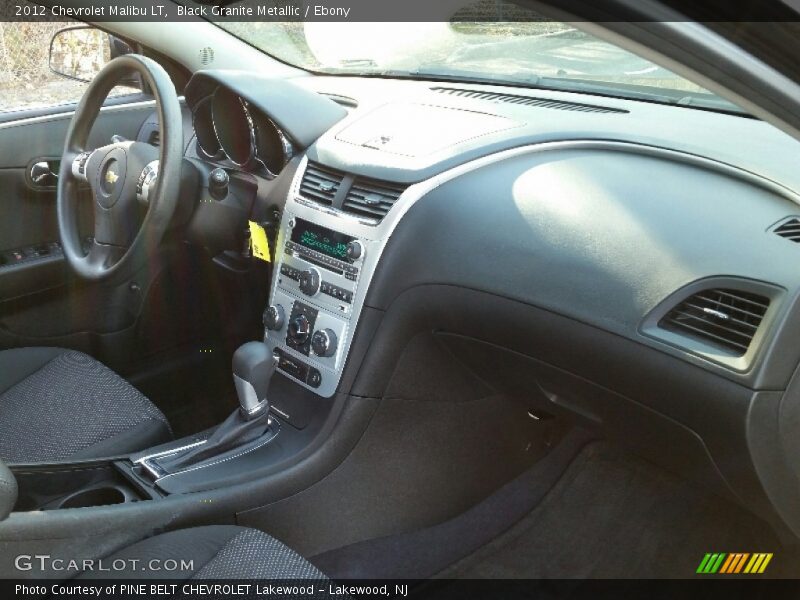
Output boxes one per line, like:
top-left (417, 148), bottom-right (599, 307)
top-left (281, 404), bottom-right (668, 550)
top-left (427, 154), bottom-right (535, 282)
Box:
top-left (249, 220), bottom-right (271, 263)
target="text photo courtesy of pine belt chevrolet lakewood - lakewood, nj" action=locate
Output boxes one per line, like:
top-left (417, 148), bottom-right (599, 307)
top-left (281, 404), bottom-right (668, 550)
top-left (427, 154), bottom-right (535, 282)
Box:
top-left (3, 0), bottom-right (800, 599)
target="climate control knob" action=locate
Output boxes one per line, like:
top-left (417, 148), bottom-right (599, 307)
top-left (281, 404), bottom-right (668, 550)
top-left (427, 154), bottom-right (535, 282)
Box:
top-left (263, 304), bottom-right (285, 331)
top-left (311, 329), bottom-right (338, 358)
top-left (298, 268), bottom-right (321, 296)
top-left (287, 315), bottom-right (311, 344)
top-left (346, 240), bottom-right (364, 261)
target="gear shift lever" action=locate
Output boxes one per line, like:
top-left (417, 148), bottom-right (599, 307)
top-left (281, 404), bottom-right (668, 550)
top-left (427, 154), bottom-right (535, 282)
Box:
top-left (150, 342), bottom-right (279, 475)
top-left (233, 341), bottom-right (278, 419)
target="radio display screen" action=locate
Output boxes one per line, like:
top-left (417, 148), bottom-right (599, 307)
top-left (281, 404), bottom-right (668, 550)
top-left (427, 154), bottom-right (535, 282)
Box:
top-left (291, 218), bottom-right (354, 263)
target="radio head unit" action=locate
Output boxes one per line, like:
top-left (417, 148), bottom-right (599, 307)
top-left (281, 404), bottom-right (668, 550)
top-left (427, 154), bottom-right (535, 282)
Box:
top-left (290, 218), bottom-right (356, 265)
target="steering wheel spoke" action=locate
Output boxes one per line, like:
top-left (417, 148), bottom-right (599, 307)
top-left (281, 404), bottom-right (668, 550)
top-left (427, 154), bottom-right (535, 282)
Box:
top-left (85, 240), bottom-right (126, 271)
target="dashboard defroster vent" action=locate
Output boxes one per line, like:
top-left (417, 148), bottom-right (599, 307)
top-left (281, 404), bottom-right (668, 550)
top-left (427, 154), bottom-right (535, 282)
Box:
top-left (431, 87), bottom-right (628, 114)
top-left (659, 289), bottom-right (769, 356)
top-left (342, 177), bottom-right (407, 221)
top-left (299, 162), bottom-right (345, 206)
top-left (772, 217), bottom-right (800, 243)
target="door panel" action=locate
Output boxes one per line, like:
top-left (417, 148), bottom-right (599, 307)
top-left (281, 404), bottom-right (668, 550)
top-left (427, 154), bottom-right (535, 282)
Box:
top-left (0, 101), bottom-right (154, 249)
top-left (0, 101), bottom-right (154, 347)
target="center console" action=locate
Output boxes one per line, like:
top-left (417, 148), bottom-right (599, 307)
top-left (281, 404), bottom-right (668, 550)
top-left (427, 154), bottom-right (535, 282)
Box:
top-left (262, 156), bottom-right (415, 398)
top-left (264, 216), bottom-right (363, 397)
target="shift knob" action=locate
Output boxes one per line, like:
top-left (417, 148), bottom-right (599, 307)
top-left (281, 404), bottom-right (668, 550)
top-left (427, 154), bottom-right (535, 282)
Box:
top-left (232, 341), bottom-right (278, 419)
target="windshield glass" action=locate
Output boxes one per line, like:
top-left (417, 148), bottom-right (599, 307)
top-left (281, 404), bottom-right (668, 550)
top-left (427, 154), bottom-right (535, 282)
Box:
top-left (214, 14), bottom-right (742, 112)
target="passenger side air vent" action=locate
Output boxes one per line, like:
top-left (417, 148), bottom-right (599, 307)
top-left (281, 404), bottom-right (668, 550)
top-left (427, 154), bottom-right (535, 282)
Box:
top-left (342, 177), bottom-right (407, 221)
top-left (772, 217), bottom-right (800, 243)
top-left (299, 162), bottom-right (345, 206)
top-left (431, 87), bottom-right (628, 114)
top-left (659, 289), bottom-right (769, 356)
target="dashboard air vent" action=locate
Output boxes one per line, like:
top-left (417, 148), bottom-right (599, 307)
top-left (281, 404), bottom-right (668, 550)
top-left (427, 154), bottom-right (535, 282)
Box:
top-left (299, 162), bottom-right (345, 206)
top-left (659, 289), bottom-right (769, 355)
top-left (199, 47), bottom-right (215, 66)
top-left (431, 87), bottom-right (628, 114)
top-left (342, 177), bottom-right (407, 221)
top-left (772, 217), bottom-right (800, 243)
top-left (148, 129), bottom-right (160, 146)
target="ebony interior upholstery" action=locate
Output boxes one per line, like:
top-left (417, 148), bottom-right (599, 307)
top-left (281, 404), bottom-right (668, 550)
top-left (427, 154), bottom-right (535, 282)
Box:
top-left (0, 347), bottom-right (172, 463)
top-left (76, 526), bottom-right (327, 580)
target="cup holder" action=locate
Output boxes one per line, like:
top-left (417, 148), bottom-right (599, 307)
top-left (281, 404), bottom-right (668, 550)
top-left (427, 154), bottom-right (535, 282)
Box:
top-left (58, 486), bottom-right (129, 509)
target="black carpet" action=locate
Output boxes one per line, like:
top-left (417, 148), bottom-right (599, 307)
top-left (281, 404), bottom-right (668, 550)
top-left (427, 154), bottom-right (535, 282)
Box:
top-left (440, 442), bottom-right (795, 579)
top-left (311, 428), bottom-right (594, 579)
top-left (314, 438), bottom-right (797, 580)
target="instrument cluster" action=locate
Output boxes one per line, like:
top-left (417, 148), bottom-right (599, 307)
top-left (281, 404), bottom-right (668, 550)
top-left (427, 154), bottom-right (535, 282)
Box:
top-left (192, 86), bottom-right (292, 177)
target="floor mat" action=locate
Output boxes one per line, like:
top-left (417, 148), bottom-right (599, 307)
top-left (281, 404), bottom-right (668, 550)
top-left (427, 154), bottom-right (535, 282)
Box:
top-left (438, 441), bottom-right (794, 579)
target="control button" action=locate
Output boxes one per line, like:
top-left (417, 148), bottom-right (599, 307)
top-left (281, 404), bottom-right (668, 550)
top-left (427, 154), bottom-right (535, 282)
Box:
top-left (307, 368), bottom-right (322, 388)
top-left (318, 282), bottom-right (354, 304)
top-left (311, 328), bottom-right (338, 358)
top-left (346, 240), bottom-right (364, 261)
top-left (287, 314), bottom-right (311, 344)
top-left (276, 352), bottom-right (310, 382)
top-left (280, 265), bottom-right (300, 281)
top-left (298, 268), bottom-right (321, 296)
top-left (345, 273), bottom-right (357, 281)
top-left (263, 304), bottom-right (285, 331)
top-left (208, 168), bottom-right (229, 200)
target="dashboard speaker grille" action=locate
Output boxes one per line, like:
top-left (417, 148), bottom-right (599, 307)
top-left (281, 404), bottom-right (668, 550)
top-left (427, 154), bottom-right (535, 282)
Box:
top-left (431, 87), bottom-right (628, 114)
top-left (659, 289), bottom-right (769, 355)
top-left (299, 162), bottom-right (345, 206)
top-left (772, 217), bottom-right (800, 243)
top-left (342, 177), bottom-right (407, 221)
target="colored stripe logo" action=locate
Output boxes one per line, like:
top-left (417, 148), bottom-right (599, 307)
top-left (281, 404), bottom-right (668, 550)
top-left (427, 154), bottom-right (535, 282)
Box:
top-left (697, 552), bottom-right (773, 574)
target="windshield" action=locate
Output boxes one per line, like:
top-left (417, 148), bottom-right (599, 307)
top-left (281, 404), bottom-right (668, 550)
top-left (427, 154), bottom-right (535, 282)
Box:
top-left (215, 18), bottom-right (742, 113)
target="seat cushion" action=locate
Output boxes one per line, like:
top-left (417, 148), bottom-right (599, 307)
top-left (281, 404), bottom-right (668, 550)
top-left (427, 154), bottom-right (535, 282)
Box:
top-left (78, 526), bottom-right (327, 580)
top-left (0, 347), bottom-right (171, 463)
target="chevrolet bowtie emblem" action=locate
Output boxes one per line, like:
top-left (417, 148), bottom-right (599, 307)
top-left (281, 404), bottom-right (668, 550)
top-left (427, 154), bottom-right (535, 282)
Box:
top-left (105, 170), bottom-right (119, 185)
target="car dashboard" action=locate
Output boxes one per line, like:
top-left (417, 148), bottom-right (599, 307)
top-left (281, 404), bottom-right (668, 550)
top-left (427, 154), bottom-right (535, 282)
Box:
top-left (159, 68), bottom-right (800, 538)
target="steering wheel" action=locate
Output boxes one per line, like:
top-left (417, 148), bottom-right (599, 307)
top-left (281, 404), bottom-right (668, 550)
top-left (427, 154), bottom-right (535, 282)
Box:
top-left (57, 55), bottom-right (183, 282)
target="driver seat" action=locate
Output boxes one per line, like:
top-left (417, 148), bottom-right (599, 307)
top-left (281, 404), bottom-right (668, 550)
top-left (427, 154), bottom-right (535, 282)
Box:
top-left (0, 347), bottom-right (171, 464)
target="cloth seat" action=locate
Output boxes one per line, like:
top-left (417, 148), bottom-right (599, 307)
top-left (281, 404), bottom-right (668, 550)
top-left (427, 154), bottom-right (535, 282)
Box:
top-left (0, 347), bottom-right (171, 463)
top-left (77, 526), bottom-right (327, 580)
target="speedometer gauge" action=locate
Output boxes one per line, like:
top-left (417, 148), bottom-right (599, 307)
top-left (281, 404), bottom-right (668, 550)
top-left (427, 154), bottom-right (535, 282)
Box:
top-left (192, 96), bottom-right (222, 160)
top-left (212, 87), bottom-right (255, 167)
